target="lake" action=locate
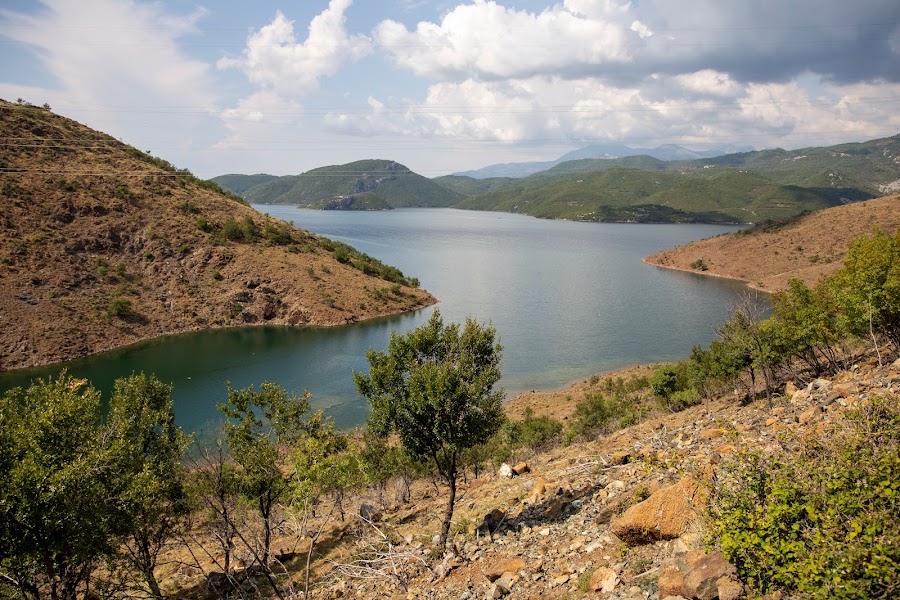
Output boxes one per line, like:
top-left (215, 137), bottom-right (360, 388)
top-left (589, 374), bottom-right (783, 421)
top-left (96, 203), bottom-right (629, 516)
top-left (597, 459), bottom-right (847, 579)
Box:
top-left (0, 208), bottom-right (749, 432)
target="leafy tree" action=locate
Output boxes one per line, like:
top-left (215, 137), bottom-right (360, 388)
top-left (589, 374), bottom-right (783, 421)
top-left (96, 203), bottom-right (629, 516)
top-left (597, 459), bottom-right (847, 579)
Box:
top-left (828, 229), bottom-right (900, 351)
top-left (107, 373), bottom-right (189, 598)
top-left (219, 382), bottom-right (328, 571)
top-left (0, 372), bottom-right (187, 600)
top-left (354, 311), bottom-right (505, 548)
top-left (650, 365), bottom-right (679, 400)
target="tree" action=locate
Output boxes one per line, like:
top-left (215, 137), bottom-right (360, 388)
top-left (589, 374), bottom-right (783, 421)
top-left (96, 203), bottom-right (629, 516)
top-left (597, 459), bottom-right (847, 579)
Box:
top-left (828, 229), bottom-right (900, 351)
top-left (354, 311), bottom-right (505, 548)
top-left (0, 372), bottom-right (187, 600)
top-left (218, 382), bottom-right (328, 572)
top-left (107, 373), bottom-right (189, 598)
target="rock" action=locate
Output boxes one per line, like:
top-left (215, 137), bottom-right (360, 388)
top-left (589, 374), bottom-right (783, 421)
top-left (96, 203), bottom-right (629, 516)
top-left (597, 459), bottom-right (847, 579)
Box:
top-left (610, 475), bottom-right (705, 545)
top-left (494, 572), bottom-right (518, 593)
top-left (512, 462), bottom-right (531, 475)
top-left (588, 566), bottom-right (619, 593)
top-left (764, 417), bottom-right (778, 427)
top-left (550, 574), bottom-right (571, 588)
top-left (487, 583), bottom-right (506, 598)
top-left (528, 477), bottom-right (548, 501)
top-left (658, 564), bottom-right (685, 598)
top-left (809, 378), bottom-right (831, 392)
top-left (611, 450), bottom-right (631, 465)
top-left (717, 576), bottom-right (745, 600)
top-left (359, 503), bottom-right (382, 523)
top-left (478, 509), bottom-right (506, 535)
top-left (699, 428), bottom-right (725, 439)
top-left (784, 381), bottom-right (798, 396)
top-left (483, 558), bottom-right (525, 582)
top-left (682, 551), bottom-right (737, 600)
top-left (498, 463), bottom-right (513, 478)
top-left (798, 406), bottom-right (822, 425)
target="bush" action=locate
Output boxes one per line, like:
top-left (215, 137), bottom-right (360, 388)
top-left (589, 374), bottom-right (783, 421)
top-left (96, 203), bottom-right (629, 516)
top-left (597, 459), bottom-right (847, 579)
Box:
top-left (107, 297), bottom-right (132, 318)
top-left (708, 396), bottom-right (900, 598)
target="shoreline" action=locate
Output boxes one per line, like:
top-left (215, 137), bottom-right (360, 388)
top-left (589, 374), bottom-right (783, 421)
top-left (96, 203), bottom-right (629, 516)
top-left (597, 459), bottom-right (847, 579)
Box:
top-left (640, 256), bottom-right (772, 292)
top-left (0, 295), bottom-right (437, 375)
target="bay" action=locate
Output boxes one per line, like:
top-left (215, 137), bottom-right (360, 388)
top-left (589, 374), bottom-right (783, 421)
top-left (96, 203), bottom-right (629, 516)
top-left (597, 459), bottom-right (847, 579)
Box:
top-left (0, 208), bottom-right (749, 432)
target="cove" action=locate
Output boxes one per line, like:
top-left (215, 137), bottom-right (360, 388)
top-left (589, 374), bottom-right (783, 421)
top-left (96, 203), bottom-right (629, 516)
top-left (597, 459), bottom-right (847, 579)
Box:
top-left (0, 208), bottom-right (749, 432)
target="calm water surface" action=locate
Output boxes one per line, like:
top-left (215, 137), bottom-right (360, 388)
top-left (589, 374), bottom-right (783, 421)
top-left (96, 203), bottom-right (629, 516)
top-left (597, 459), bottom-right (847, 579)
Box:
top-left (0, 208), bottom-right (749, 432)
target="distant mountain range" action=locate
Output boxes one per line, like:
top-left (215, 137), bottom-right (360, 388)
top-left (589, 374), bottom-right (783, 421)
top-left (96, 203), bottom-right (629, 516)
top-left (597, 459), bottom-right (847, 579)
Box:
top-left (213, 134), bottom-right (900, 224)
top-left (212, 160), bottom-right (461, 209)
top-left (452, 143), bottom-right (752, 179)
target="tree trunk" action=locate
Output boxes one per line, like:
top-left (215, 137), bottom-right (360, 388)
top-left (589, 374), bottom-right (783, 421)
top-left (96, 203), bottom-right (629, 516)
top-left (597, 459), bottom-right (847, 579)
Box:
top-left (438, 474), bottom-right (457, 549)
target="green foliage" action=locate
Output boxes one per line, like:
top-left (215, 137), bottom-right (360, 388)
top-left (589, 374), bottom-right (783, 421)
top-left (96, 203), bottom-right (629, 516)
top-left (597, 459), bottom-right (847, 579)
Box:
top-left (218, 382), bottom-right (330, 565)
top-left (108, 295), bottom-right (132, 318)
top-left (505, 407), bottom-right (563, 450)
top-left (709, 396), bottom-right (900, 598)
top-left (0, 372), bottom-right (187, 600)
top-left (828, 229), bottom-right (900, 348)
top-left (237, 159), bottom-right (462, 208)
top-left (690, 258), bottom-right (709, 271)
top-left (650, 365), bottom-right (679, 399)
top-left (355, 310), bottom-right (505, 546)
top-left (222, 218), bottom-right (243, 241)
top-left (570, 385), bottom-right (648, 439)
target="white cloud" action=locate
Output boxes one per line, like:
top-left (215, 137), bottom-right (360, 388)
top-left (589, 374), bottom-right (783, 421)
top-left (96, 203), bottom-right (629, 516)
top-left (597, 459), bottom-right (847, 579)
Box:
top-left (217, 1), bottom-right (372, 97)
top-left (673, 70), bottom-right (742, 98)
top-left (373, 1), bottom-right (635, 81)
top-left (324, 74), bottom-right (900, 153)
top-left (0, 0), bottom-right (217, 159)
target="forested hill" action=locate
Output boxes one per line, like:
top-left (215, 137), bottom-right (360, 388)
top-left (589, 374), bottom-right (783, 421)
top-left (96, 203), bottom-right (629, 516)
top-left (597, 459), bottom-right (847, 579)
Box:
top-left (0, 99), bottom-right (434, 370)
top-left (213, 159), bottom-right (463, 209)
top-left (440, 133), bottom-right (900, 223)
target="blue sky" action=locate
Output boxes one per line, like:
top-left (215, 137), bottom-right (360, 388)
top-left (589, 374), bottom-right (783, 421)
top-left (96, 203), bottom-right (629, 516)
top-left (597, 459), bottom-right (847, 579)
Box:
top-left (2, 0), bottom-right (899, 178)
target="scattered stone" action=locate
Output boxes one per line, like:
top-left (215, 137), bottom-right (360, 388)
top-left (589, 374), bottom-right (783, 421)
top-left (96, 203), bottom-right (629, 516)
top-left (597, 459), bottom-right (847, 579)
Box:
top-left (498, 463), bottom-right (513, 478)
top-left (359, 503), bottom-right (382, 523)
top-left (512, 462), bottom-right (531, 475)
top-left (483, 558), bottom-right (525, 583)
top-left (682, 551), bottom-right (737, 600)
top-left (610, 475), bottom-right (705, 545)
top-left (699, 428), bottom-right (725, 440)
top-left (588, 566), bottom-right (619, 593)
top-left (717, 575), bottom-right (745, 600)
top-left (478, 509), bottom-right (506, 535)
top-left (528, 477), bottom-right (548, 501)
top-left (611, 450), bottom-right (631, 465)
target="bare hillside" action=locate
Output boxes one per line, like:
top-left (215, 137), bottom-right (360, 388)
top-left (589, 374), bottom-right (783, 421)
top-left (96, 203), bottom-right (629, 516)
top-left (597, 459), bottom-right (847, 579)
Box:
top-left (644, 195), bottom-right (900, 291)
top-left (0, 100), bottom-right (434, 370)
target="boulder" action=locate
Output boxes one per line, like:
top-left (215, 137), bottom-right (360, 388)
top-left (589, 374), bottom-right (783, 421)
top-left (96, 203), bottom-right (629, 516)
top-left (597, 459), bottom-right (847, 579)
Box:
top-left (359, 503), bottom-right (382, 523)
top-left (682, 551), bottom-right (737, 600)
top-left (478, 508), bottom-right (506, 535)
top-left (588, 567), bottom-right (619, 593)
top-left (610, 475), bottom-right (705, 545)
top-left (498, 463), bottom-right (513, 478)
top-left (611, 450), bottom-right (631, 465)
top-left (512, 462), bottom-right (531, 475)
top-left (483, 558), bottom-right (525, 582)
top-left (528, 477), bottom-right (548, 502)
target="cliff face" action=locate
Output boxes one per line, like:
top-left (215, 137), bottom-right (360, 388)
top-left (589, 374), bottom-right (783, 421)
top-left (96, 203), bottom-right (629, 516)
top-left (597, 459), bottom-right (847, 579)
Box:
top-left (0, 100), bottom-right (434, 371)
top-left (644, 194), bottom-right (900, 292)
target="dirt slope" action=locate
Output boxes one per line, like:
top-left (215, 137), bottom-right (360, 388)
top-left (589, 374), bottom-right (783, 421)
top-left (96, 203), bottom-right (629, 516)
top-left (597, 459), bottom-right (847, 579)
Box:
top-left (0, 100), bottom-right (434, 371)
top-left (644, 195), bottom-right (900, 292)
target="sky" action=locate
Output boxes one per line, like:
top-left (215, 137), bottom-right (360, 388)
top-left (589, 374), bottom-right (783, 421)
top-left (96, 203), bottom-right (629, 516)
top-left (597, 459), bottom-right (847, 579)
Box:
top-left (1, 0), bottom-right (899, 179)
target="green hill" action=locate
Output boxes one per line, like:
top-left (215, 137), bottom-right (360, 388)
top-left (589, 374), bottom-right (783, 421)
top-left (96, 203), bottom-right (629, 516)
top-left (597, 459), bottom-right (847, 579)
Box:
top-left (225, 160), bottom-right (462, 209)
top-left (456, 167), bottom-right (841, 223)
top-left (210, 173), bottom-right (279, 195)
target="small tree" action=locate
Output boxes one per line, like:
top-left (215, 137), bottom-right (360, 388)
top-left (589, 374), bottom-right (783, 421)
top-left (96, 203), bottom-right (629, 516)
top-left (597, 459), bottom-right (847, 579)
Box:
top-left (218, 382), bottom-right (327, 572)
top-left (354, 311), bottom-right (505, 548)
top-left (108, 373), bottom-right (190, 598)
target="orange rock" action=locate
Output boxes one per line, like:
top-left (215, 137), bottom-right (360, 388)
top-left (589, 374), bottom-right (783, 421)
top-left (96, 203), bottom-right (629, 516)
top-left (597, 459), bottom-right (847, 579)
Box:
top-left (483, 558), bottom-right (526, 582)
top-left (610, 475), bottom-right (706, 545)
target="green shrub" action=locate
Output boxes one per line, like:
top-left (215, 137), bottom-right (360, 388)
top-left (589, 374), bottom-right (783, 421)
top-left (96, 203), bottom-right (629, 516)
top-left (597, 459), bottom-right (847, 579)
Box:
top-left (107, 297), bottom-right (132, 318)
top-left (708, 397), bottom-right (900, 598)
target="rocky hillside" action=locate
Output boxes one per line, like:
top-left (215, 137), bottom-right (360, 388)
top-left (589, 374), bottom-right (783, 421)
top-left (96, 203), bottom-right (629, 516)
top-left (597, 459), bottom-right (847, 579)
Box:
top-left (0, 100), bottom-right (434, 371)
top-left (157, 354), bottom-right (899, 599)
top-left (645, 194), bottom-right (900, 292)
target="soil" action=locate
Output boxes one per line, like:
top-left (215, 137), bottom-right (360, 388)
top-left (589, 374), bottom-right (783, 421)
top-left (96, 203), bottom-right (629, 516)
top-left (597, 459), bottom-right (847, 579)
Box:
top-left (644, 194), bottom-right (900, 292)
top-left (0, 101), bottom-right (435, 371)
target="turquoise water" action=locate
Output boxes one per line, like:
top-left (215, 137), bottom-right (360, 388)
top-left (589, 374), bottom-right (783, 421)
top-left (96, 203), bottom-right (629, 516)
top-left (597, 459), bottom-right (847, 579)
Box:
top-left (0, 208), bottom-right (748, 432)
